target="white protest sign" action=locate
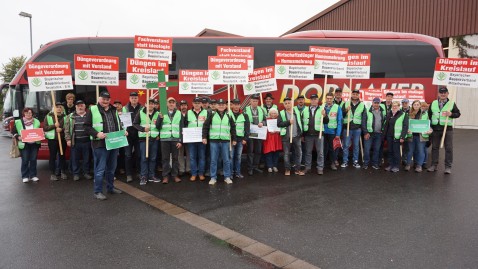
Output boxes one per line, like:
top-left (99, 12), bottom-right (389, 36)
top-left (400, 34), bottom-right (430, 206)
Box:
top-left (126, 58), bottom-right (169, 89)
top-left (249, 124), bottom-right (267, 140)
top-left (119, 112), bottom-right (132, 128)
top-left (208, 56), bottom-right (249, 84)
top-left (274, 51), bottom-right (315, 80)
top-left (74, 54), bottom-right (119, 86)
top-left (309, 46), bottom-right (349, 77)
top-left (266, 119), bottom-right (280, 132)
top-left (217, 46), bottom-right (254, 73)
top-left (134, 35), bottom-right (173, 64)
top-left (26, 62), bottom-right (73, 92)
top-left (243, 66), bottom-right (277, 95)
top-left (433, 57), bottom-right (478, 88)
top-left (335, 53), bottom-right (371, 79)
top-left (179, 70), bottom-right (213, 95)
top-left (182, 127), bottom-right (203, 143)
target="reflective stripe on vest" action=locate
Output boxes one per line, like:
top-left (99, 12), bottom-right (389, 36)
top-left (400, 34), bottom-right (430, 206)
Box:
top-left (345, 102), bottom-right (365, 124)
top-left (279, 110), bottom-right (302, 136)
top-left (302, 106), bottom-right (325, 132)
top-left (160, 110), bottom-right (181, 139)
top-left (90, 105), bottom-right (121, 140)
top-left (209, 113), bottom-right (230, 140)
top-left (431, 100), bottom-right (454, 126)
top-left (366, 108), bottom-right (386, 133)
top-left (45, 115), bottom-right (55, 140)
top-left (187, 109), bottom-right (208, 128)
top-left (245, 106), bottom-right (264, 125)
top-left (230, 112), bottom-right (246, 137)
top-left (394, 113), bottom-right (406, 140)
top-left (138, 110), bottom-right (160, 138)
top-left (15, 119), bottom-right (41, 149)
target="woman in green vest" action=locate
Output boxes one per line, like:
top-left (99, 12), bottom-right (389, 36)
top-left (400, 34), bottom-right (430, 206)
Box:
top-left (405, 100), bottom-right (433, 173)
top-left (43, 102), bottom-right (67, 181)
top-left (383, 101), bottom-right (409, 173)
top-left (11, 108), bottom-right (41, 183)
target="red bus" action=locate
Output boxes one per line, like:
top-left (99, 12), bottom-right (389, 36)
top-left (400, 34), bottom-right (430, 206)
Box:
top-left (5, 30), bottom-right (443, 159)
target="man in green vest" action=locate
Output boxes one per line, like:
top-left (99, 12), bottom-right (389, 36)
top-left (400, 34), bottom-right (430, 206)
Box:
top-left (178, 100), bottom-right (191, 176)
top-left (278, 97), bottom-right (304, 176)
top-left (244, 94), bottom-right (266, 176)
top-left (202, 99), bottom-right (237, 185)
top-left (295, 95), bottom-right (307, 168)
top-left (156, 97), bottom-right (183, 184)
top-left (303, 94), bottom-right (327, 175)
top-left (84, 91), bottom-right (126, 200)
top-left (230, 98), bottom-right (250, 179)
top-left (341, 89), bottom-right (368, 168)
top-left (427, 87), bottom-right (461, 174)
top-left (263, 93), bottom-right (278, 117)
top-left (363, 97), bottom-right (386, 170)
top-left (333, 88), bottom-right (346, 109)
top-left (323, 92), bottom-right (343, 171)
top-left (133, 99), bottom-right (160, 185)
top-left (184, 97), bottom-right (210, 182)
top-left (380, 92), bottom-right (394, 115)
top-left (122, 92), bottom-right (142, 183)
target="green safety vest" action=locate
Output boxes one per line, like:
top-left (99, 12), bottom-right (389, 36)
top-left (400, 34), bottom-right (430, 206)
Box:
top-left (138, 110), bottom-right (160, 138)
top-left (263, 104), bottom-right (278, 117)
top-left (45, 115), bottom-right (55, 140)
top-left (326, 104), bottom-right (339, 129)
top-left (15, 119), bottom-right (41, 149)
top-left (431, 100), bottom-right (454, 126)
top-left (90, 105), bottom-right (121, 140)
top-left (187, 109), bottom-right (208, 128)
top-left (244, 106), bottom-right (264, 125)
top-left (302, 105), bottom-right (325, 132)
top-left (230, 112), bottom-right (246, 137)
top-left (279, 110), bottom-right (302, 136)
top-left (209, 113), bottom-right (231, 140)
top-left (393, 113), bottom-right (406, 140)
top-left (160, 110), bottom-right (182, 139)
top-left (344, 101), bottom-right (365, 124)
top-left (366, 107), bottom-right (386, 133)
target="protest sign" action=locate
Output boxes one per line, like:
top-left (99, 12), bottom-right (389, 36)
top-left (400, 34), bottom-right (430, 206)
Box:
top-left (243, 66), bottom-right (276, 95)
top-left (208, 56), bottom-right (249, 84)
top-left (134, 35), bottom-right (173, 63)
top-left (433, 57), bottom-right (478, 88)
top-left (74, 54), bottom-right (119, 86)
top-left (179, 70), bottom-right (213, 95)
top-left (26, 62), bottom-right (73, 92)
top-left (274, 51), bottom-right (315, 80)
top-left (105, 130), bottom-right (128, 150)
top-left (20, 129), bottom-right (45, 143)
top-left (126, 58), bottom-right (169, 89)
top-left (217, 46), bottom-right (254, 73)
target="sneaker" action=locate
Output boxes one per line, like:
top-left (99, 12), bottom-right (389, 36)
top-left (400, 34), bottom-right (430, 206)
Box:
top-left (31, 177), bottom-right (39, 182)
top-left (73, 175), bottom-right (80, 181)
top-left (107, 188), bottom-right (122, 194)
top-left (404, 165), bottom-right (411, 171)
top-left (94, 192), bottom-right (107, 200)
top-left (285, 170), bottom-right (291, 176)
top-left (22, 178), bottom-right (29, 183)
top-left (148, 177), bottom-right (154, 182)
top-left (209, 178), bottom-right (217, 185)
top-left (235, 174), bottom-right (244, 179)
top-left (225, 178), bottom-right (233, 184)
top-left (174, 177), bottom-right (182, 183)
top-left (268, 168), bottom-right (273, 173)
top-left (272, 167), bottom-right (279, 172)
top-left (415, 166), bottom-right (423, 173)
top-left (151, 176), bottom-right (161, 183)
top-left (190, 175), bottom-right (197, 182)
top-left (444, 167), bottom-right (452, 174)
top-left (427, 165), bottom-right (437, 172)
top-left (295, 170), bottom-right (305, 176)
top-left (384, 166), bottom-right (391, 171)
top-left (83, 174), bottom-right (93, 180)
top-left (61, 173), bottom-right (68, 180)
top-left (372, 165), bottom-right (380, 170)
top-left (199, 175), bottom-right (206, 181)
top-left (317, 169), bottom-right (324, 175)
top-left (391, 167), bottom-right (399, 173)
top-left (362, 165), bottom-right (368, 170)
top-left (331, 164), bottom-right (337, 171)
top-left (126, 175), bottom-right (133, 182)
top-left (341, 163), bottom-right (348, 168)
top-left (353, 162), bottom-right (361, 168)
top-left (162, 177), bottom-right (169, 184)
top-left (50, 174), bottom-right (59, 181)
top-left (140, 177), bottom-right (147, 185)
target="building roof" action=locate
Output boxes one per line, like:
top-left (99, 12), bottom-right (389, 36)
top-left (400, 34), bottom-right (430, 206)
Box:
top-left (196, 28), bottom-right (242, 37)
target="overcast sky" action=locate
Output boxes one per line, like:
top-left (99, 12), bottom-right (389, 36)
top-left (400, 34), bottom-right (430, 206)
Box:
top-left (1, 0), bottom-right (339, 82)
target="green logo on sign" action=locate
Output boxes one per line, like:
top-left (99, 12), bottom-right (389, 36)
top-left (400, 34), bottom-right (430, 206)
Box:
top-left (212, 71), bottom-right (221, 80)
top-left (137, 49), bottom-right (146, 58)
top-left (436, 72), bottom-right (447, 81)
top-left (32, 78), bottom-right (42, 87)
top-left (277, 66), bottom-right (286, 75)
top-left (181, 83), bottom-right (190, 90)
top-left (78, 70), bottom-right (88, 80)
top-left (314, 60), bottom-right (320, 69)
top-left (245, 83), bottom-right (253, 91)
top-left (130, 74), bottom-right (140, 84)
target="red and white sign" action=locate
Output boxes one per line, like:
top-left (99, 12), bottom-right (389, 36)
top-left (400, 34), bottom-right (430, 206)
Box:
top-left (309, 46), bottom-right (349, 77)
top-left (336, 53), bottom-right (371, 79)
top-left (74, 54), bottom-right (119, 86)
top-left (21, 128), bottom-right (45, 143)
top-left (243, 66), bottom-right (276, 95)
top-left (359, 88), bottom-right (425, 107)
top-left (134, 35), bottom-right (173, 63)
top-left (433, 57), bottom-right (478, 88)
top-left (126, 58), bottom-right (169, 89)
top-left (26, 62), bottom-right (73, 92)
top-left (179, 69), bottom-right (213, 95)
top-left (208, 56), bottom-right (249, 84)
top-left (217, 46), bottom-right (254, 73)
top-left (274, 51), bottom-right (315, 80)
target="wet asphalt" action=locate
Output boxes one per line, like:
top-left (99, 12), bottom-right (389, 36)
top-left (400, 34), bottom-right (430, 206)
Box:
top-left (1, 129), bottom-right (477, 269)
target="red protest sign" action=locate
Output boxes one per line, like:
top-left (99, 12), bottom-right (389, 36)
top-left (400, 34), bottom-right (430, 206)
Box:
top-left (21, 128), bottom-right (45, 143)
top-left (26, 62), bottom-right (73, 92)
top-left (74, 54), bottom-right (119, 86)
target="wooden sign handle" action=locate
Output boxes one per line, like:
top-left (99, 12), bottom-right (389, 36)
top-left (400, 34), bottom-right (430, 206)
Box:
top-left (51, 91), bottom-right (63, 155)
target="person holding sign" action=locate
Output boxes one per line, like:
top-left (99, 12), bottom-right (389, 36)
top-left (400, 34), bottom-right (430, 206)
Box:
top-left (244, 94), bottom-right (266, 176)
top-left (156, 97), bottom-right (183, 184)
top-left (84, 91), bottom-right (126, 200)
top-left (122, 92), bottom-right (142, 183)
top-left (229, 98), bottom-right (250, 179)
top-left (184, 97), bottom-right (211, 182)
top-left (263, 108), bottom-right (282, 172)
top-left (11, 108), bottom-right (41, 183)
top-left (278, 97), bottom-right (304, 176)
top-left (323, 93), bottom-right (343, 171)
top-left (133, 99), bottom-right (160, 185)
top-left (341, 90), bottom-right (367, 169)
top-left (380, 92), bottom-right (394, 115)
top-left (64, 100), bottom-right (92, 181)
top-left (405, 100), bottom-right (432, 173)
top-left (363, 98), bottom-right (386, 170)
top-left (383, 101), bottom-right (409, 173)
top-left (202, 99), bottom-right (236, 185)
top-left (302, 94), bottom-right (327, 175)
top-left (427, 87), bottom-right (461, 174)
top-left (333, 88), bottom-right (346, 109)
top-left (263, 93), bottom-right (278, 117)
top-left (43, 102), bottom-right (67, 181)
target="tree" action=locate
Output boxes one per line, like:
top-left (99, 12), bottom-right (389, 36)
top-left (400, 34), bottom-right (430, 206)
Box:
top-left (1, 55), bottom-right (27, 83)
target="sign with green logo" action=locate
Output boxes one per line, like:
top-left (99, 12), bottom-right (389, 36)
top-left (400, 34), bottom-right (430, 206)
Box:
top-left (208, 56), bottom-right (249, 84)
top-left (105, 130), bottom-right (128, 150)
top-left (432, 57), bottom-right (478, 88)
top-left (126, 58), bottom-right (169, 89)
top-left (243, 66), bottom-right (277, 95)
top-left (134, 35), bottom-right (173, 63)
top-left (74, 54), bottom-right (119, 86)
top-left (409, 119), bottom-right (430, 133)
top-left (26, 62), bottom-right (73, 92)
top-left (178, 69), bottom-right (213, 95)
top-left (274, 51), bottom-right (315, 80)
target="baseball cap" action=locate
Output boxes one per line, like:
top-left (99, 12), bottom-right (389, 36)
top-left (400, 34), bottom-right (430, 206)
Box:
top-left (129, 92), bottom-right (138, 97)
top-left (310, 94), bottom-right (318, 99)
top-left (75, 100), bottom-right (85, 105)
top-left (55, 102), bottom-right (63, 106)
top-left (217, 99), bottom-right (226, 104)
top-left (193, 97), bottom-right (201, 103)
top-left (210, 99), bottom-right (217, 104)
top-left (438, 87), bottom-right (448, 93)
top-left (335, 87), bottom-right (342, 92)
top-left (201, 97), bottom-right (209, 103)
top-left (251, 94), bottom-right (260, 100)
top-left (386, 92), bottom-right (394, 96)
top-left (180, 100), bottom-right (188, 105)
top-left (113, 100), bottom-right (122, 104)
top-left (167, 97), bottom-right (176, 103)
top-left (232, 98), bottom-right (241, 104)
top-left (99, 91), bottom-right (111, 98)
top-left (401, 98), bottom-right (409, 103)
top-left (372, 97), bottom-right (381, 103)
top-left (283, 97), bottom-right (291, 102)
top-left (297, 95), bottom-right (305, 99)
top-left (264, 93), bottom-right (274, 99)
top-left (352, 89), bottom-right (360, 94)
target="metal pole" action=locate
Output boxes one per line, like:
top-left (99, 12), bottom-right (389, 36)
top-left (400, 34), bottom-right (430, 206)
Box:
top-left (29, 17), bottom-right (33, 56)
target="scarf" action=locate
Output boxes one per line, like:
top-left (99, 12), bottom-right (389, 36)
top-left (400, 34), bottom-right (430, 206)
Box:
top-left (23, 117), bottom-right (34, 126)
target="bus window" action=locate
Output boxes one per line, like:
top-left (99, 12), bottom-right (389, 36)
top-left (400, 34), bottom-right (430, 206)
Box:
top-left (24, 89), bottom-right (52, 120)
top-left (2, 87), bottom-right (13, 117)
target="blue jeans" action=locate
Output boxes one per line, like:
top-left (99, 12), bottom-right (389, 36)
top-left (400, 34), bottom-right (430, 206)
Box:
top-left (188, 142), bottom-right (206, 176)
top-left (230, 142), bottom-right (244, 175)
top-left (407, 136), bottom-right (426, 166)
top-left (20, 143), bottom-right (39, 178)
top-left (71, 141), bottom-right (91, 175)
top-left (93, 147), bottom-right (119, 194)
top-left (265, 151), bottom-right (279, 169)
top-left (343, 128), bottom-right (361, 164)
top-left (386, 136), bottom-right (401, 169)
top-left (209, 142), bottom-right (231, 179)
top-left (363, 133), bottom-right (382, 166)
top-left (140, 140), bottom-right (158, 178)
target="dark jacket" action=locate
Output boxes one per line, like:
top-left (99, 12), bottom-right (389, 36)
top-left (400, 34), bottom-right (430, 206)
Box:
top-left (84, 104), bottom-right (123, 149)
top-left (304, 105), bottom-right (329, 136)
top-left (43, 112), bottom-right (66, 140)
top-left (277, 109), bottom-right (302, 141)
top-left (383, 110), bottom-right (409, 140)
top-left (202, 110), bottom-right (237, 143)
top-left (123, 102), bottom-right (142, 137)
top-left (428, 98), bottom-right (461, 131)
top-left (364, 106), bottom-right (386, 135)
